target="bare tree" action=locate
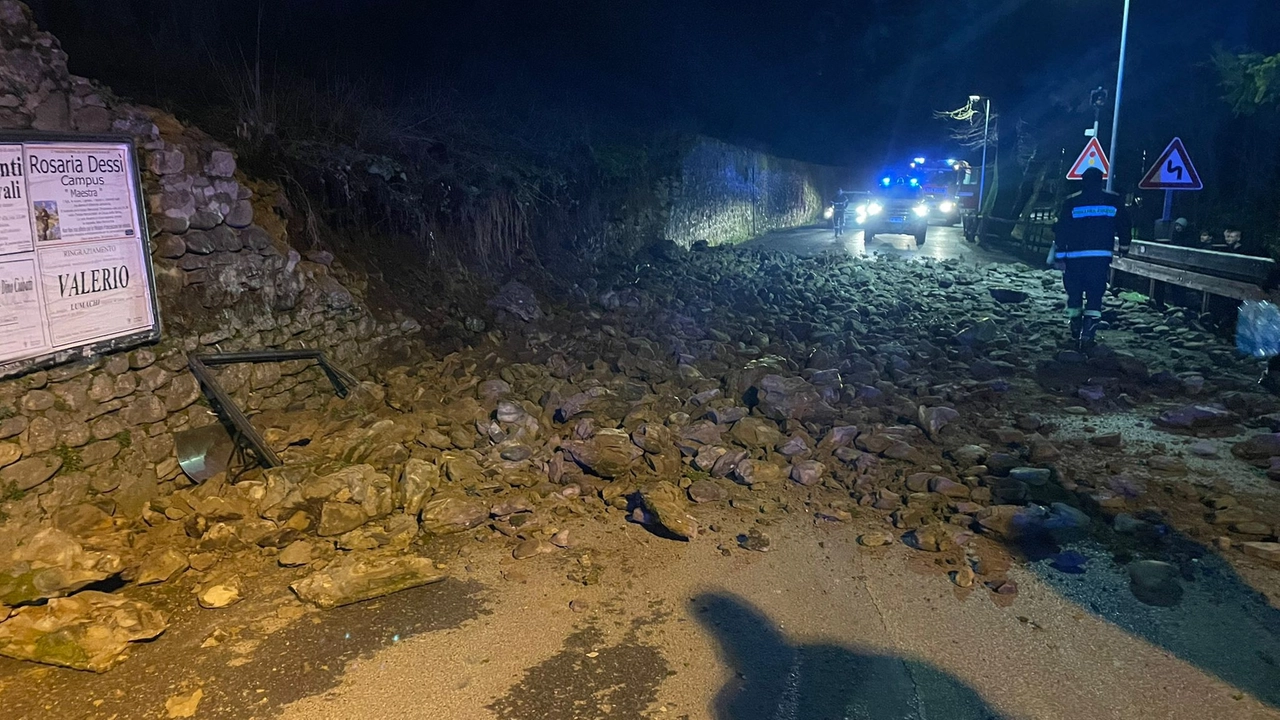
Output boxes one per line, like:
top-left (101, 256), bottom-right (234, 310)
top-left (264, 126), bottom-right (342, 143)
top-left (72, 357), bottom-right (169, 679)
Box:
top-left (934, 98), bottom-right (998, 149)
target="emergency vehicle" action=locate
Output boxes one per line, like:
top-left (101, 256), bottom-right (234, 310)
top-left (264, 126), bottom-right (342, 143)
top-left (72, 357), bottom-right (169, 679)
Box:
top-left (909, 156), bottom-right (979, 226)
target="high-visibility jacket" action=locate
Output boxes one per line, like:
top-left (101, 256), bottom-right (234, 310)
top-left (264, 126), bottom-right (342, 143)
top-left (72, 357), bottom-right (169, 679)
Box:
top-left (1052, 188), bottom-right (1133, 260)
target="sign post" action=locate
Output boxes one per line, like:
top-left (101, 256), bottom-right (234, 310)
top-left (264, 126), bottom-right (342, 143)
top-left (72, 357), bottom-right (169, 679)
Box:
top-left (0, 134), bottom-right (159, 379)
top-left (1138, 137), bottom-right (1203, 241)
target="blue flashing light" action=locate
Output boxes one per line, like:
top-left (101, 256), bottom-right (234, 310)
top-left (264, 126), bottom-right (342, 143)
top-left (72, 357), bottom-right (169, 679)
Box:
top-left (909, 178), bottom-right (920, 188)
top-left (881, 176), bottom-right (892, 187)
top-left (913, 157), bottom-right (926, 165)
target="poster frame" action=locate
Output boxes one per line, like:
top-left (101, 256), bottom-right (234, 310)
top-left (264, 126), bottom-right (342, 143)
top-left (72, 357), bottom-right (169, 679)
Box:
top-left (0, 131), bottom-right (161, 380)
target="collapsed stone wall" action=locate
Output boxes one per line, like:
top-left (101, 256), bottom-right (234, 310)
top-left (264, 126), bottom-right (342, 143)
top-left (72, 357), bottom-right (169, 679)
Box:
top-left (0, 2), bottom-right (420, 530)
top-left (664, 137), bottom-right (844, 249)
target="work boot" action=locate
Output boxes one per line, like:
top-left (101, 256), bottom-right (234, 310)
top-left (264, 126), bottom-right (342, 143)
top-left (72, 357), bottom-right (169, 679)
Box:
top-left (1080, 316), bottom-right (1100, 348)
top-left (1068, 316), bottom-right (1083, 342)
top-left (1260, 359), bottom-right (1280, 395)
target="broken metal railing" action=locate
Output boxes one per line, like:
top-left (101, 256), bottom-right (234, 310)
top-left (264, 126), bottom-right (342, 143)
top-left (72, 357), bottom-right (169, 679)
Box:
top-left (186, 349), bottom-right (358, 469)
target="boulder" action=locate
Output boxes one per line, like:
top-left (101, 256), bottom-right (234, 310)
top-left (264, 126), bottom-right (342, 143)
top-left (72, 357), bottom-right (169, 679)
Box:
top-left (1154, 404), bottom-right (1233, 429)
top-left (197, 575), bottom-right (243, 609)
top-left (710, 448), bottom-right (748, 478)
top-left (165, 689), bottom-right (204, 719)
top-left (291, 556), bottom-right (446, 609)
top-left (630, 423), bottom-right (674, 454)
top-left (638, 482), bottom-right (699, 539)
top-left (1128, 560), bottom-right (1182, 607)
top-left (302, 464), bottom-right (395, 517)
top-left (135, 548), bottom-right (188, 585)
top-left (950, 444), bottom-right (987, 468)
top-left (918, 406), bottom-right (959, 440)
top-left (563, 429), bottom-right (640, 478)
top-left (858, 531), bottom-right (895, 547)
top-left (512, 539), bottom-right (556, 560)
top-left (318, 502), bottom-right (368, 537)
top-left (278, 540), bottom-right (314, 567)
top-left (0, 529), bottom-right (124, 606)
top-left (789, 460), bottom-right (825, 487)
top-left (693, 445), bottom-right (728, 472)
top-left (732, 459), bottom-right (784, 486)
top-left (989, 288), bottom-right (1028, 304)
top-left (908, 524), bottom-right (954, 552)
top-left (1008, 467), bottom-right (1051, 486)
top-left (399, 459), bottom-right (438, 515)
top-left (754, 375), bottom-right (835, 423)
top-left (929, 477), bottom-right (970, 499)
top-left (0, 591), bottom-right (167, 672)
top-left (1241, 542), bottom-right (1280, 566)
top-left (419, 495), bottom-right (488, 535)
top-left (729, 418), bottom-right (786, 449)
top-left (687, 479), bottom-right (728, 503)
top-left (1232, 434), bottom-right (1280, 465)
top-left (1147, 456), bottom-right (1188, 475)
top-left (816, 426), bottom-right (860, 451)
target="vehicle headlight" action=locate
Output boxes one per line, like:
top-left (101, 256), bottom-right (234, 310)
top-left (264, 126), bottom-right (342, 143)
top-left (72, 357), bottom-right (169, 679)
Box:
top-left (913, 205), bottom-right (929, 217)
top-left (939, 200), bottom-right (955, 214)
top-left (866, 202), bottom-right (883, 216)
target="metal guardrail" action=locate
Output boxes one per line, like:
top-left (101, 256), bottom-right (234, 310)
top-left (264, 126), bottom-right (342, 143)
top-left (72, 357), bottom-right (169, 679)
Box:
top-left (1110, 256), bottom-right (1269, 303)
top-left (960, 212), bottom-right (1274, 313)
top-left (1125, 241), bottom-right (1275, 284)
top-left (187, 350), bottom-right (358, 468)
top-left (1111, 241), bottom-right (1277, 311)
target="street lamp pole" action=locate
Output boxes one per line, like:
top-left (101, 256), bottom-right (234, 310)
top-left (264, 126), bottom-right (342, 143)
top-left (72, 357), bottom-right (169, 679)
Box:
top-left (1106, 0), bottom-right (1131, 192)
top-left (970, 95), bottom-right (991, 231)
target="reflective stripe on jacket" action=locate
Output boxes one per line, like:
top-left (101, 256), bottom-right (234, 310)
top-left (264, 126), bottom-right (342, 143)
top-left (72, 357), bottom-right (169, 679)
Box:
top-left (1054, 249), bottom-right (1115, 260)
top-left (1053, 189), bottom-right (1133, 258)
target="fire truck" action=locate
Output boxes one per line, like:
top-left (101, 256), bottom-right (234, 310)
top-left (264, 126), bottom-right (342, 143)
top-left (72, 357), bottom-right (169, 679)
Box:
top-left (908, 156), bottom-right (979, 226)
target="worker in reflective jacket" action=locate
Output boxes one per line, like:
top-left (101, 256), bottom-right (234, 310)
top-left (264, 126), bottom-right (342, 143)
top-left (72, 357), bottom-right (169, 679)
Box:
top-left (1051, 167), bottom-right (1133, 345)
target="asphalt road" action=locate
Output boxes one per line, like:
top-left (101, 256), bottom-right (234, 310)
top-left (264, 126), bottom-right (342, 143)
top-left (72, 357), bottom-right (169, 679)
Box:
top-left (276, 496), bottom-right (1280, 720)
top-left (743, 222), bottom-right (1017, 264)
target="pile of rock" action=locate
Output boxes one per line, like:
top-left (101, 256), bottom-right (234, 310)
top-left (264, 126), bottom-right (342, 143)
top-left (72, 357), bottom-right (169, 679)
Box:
top-left (0, 528), bottom-right (166, 671)
top-left (7, 235), bottom-right (1280, 670)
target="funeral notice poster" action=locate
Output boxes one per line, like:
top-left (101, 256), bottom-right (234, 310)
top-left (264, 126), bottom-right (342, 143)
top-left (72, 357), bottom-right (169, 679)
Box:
top-left (0, 137), bottom-right (157, 376)
top-left (37, 239), bottom-right (152, 348)
top-left (0, 258), bottom-right (45, 359)
top-left (0, 145), bottom-right (32, 257)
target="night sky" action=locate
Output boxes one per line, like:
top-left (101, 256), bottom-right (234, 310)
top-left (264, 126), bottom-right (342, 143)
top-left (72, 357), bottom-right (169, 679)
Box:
top-left (31, 0), bottom-right (1280, 173)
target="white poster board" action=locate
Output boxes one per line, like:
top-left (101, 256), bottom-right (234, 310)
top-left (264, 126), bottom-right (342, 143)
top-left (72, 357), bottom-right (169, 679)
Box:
top-left (0, 135), bottom-right (159, 379)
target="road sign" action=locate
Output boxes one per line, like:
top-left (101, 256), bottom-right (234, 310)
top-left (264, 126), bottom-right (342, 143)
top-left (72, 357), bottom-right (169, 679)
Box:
top-left (1138, 137), bottom-right (1203, 190)
top-left (1066, 137), bottom-right (1110, 179)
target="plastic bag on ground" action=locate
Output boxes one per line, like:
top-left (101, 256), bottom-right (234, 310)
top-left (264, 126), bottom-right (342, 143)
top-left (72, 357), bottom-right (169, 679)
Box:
top-left (1237, 300), bottom-right (1280, 358)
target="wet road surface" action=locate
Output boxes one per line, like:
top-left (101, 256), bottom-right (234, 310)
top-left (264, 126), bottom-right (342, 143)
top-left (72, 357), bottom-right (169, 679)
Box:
top-left (275, 495), bottom-right (1280, 720)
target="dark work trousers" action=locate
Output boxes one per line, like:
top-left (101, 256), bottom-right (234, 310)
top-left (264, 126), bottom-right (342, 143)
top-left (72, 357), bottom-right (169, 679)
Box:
top-left (1062, 257), bottom-right (1112, 317)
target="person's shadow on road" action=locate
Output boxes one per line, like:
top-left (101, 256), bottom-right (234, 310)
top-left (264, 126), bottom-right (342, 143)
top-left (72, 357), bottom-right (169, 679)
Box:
top-left (693, 592), bottom-right (1009, 720)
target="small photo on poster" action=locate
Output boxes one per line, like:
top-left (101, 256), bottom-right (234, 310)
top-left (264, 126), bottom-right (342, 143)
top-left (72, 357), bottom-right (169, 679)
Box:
top-left (33, 200), bottom-right (60, 242)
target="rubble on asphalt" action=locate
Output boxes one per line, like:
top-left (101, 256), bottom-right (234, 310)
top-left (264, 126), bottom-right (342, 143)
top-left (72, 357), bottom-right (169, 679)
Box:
top-left (3, 243), bottom-right (1280, 672)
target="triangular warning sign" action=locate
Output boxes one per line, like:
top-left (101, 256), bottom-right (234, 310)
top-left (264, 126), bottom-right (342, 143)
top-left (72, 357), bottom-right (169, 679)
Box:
top-left (1139, 137), bottom-right (1203, 191)
top-left (1066, 137), bottom-right (1111, 180)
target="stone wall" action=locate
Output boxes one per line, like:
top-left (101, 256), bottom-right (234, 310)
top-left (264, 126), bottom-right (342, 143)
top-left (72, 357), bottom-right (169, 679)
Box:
top-left (0, 2), bottom-right (420, 529)
top-left (664, 137), bottom-right (844, 249)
